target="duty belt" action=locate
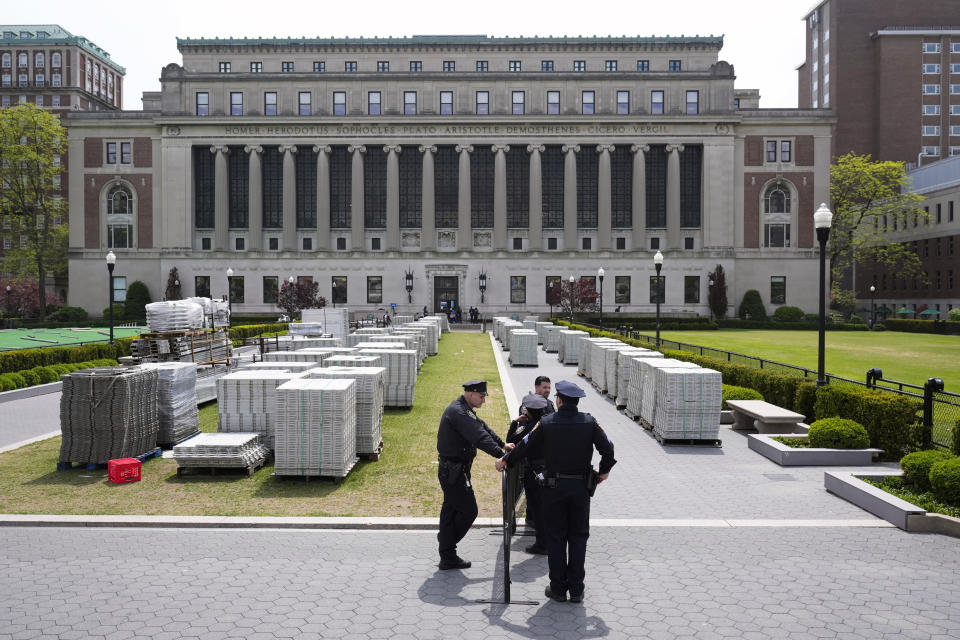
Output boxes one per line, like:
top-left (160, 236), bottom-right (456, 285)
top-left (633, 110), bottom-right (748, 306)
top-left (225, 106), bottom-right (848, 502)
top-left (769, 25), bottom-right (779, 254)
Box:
top-left (554, 472), bottom-right (587, 480)
top-left (439, 456), bottom-right (468, 465)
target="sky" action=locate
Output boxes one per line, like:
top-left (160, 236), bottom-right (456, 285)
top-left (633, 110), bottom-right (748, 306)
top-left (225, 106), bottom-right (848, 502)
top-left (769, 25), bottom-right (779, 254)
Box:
top-left (8, 0), bottom-right (815, 110)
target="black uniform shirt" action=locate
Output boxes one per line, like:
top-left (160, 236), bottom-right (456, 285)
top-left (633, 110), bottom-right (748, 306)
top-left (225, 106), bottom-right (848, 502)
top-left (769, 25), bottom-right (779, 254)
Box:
top-left (437, 395), bottom-right (505, 461)
top-left (505, 404), bottom-right (616, 475)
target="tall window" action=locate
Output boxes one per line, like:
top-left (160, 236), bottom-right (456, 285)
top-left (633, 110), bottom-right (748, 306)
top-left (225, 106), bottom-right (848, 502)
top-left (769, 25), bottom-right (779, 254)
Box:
top-left (506, 147), bottom-right (529, 228)
top-left (510, 276), bottom-right (526, 303)
top-left (611, 146), bottom-right (632, 228)
top-left (228, 146), bottom-right (248, 228)
top-left (617, 91), bottom-right (629, 115)
top-left (399, 145), bottom-right (422, 229)
top-left (651, 90), bottom-right (664, 114)
top-left (34, 53), bottom-right (44, 67)
top-left (364, 146), bottom-right (387, 229)
top-left (440, 91), bottom-right (453, 115)
top-left (770, 277), bottom-right (786, 305)
top-left (196, 92), bottom-right (209, 115)
top-left (685, 90), bottom-right (699, 114)
top-left (332, 276), bottom-right (347, 304)
top-left (264, 92), bottom-right (277, 116)
top-left (262, 147), bottom-right (283, 229)
top-left (367, 276), bottom-right (383, 303)
top-left (582, 91), bottom-right (595, 115)
top-left (218, 61), bottom-right (230, 73)
top-left (547, 91), bottom-right (560, 114)
top-left (250, 61), bottom-right (262, 73)
top-left (577, 146), bottom-right (598, 228)
top-left (193, 148), bottom-right (215, 229)
top-left (404, 91), bottom-right (417, 115)
top-left (684, 276), bottom-right (700, 304)
top-left (106, 184), bottom-right (134, 249)
top-left (410, 61), bottom-right (422, 72)
top-left (471, 146), bottom-right (494, 228)
top-left (263, 276), bottom-right (279, 304)
top-left (545, 276), bottom-right (562, 304)
top-left (230, 92), bottom-right (243, 116)
top-left (512, 91), bottom-right (524, 115)
top-left (542, 146), bottom-right (564, 228)
top-left (333, 91), bottom-right (346, 115)
top-left (645, 145), bottom-right (666, 228)
top-left (329, 146), bottom-right (351, 228)
top-left (298, 92), bottom-right (311, 115)
top-left (195, 276), bottom-right (210, 299)
top-left (295, 147), bottom-right (316, 228)
top-left (229, 276), bottom-right (244, 304)
top-left (763, 181), bottom-right (792, 248)
top-left (615, 276), bottom-right (630, 304)
top-left (434, 146), bottom-right (458, 228)
top-left (680, 145), bottom-right (702, 228)
top-left (368, 91), bottom-right (381, 115)
top-left (509, 60), bottom-right (521, 72)
top-left (476, 91), bottom-right (489, 115)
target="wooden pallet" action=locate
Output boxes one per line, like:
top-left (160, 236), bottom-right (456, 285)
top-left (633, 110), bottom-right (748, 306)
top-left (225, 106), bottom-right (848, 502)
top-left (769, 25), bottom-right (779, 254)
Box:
top-left (176, 456), bottom-right (269, 477)
top-left (57, 447), bottom-right (163, 471)
top-left (653, 432), bottom-right (722, 448)
top-left (359, 440), bottom-right (384, 462)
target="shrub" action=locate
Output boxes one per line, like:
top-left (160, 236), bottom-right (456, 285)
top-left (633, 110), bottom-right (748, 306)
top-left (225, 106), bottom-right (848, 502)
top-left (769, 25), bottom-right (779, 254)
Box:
top-left (18, 369), bottom-right (40, 387)
top-left (793, 382), bottom-right (818, 423)
top-left (814, 385), bottom-right (922, 457)
top-left (123, 281), bottom-right (152, 322)
top-left (33, 366), bottom-right (59, 384)
top-left (772, 306), bottom-right (804, 323)
top-left (848, 315), bottom-right (867, 325)
top-left (50, 364), bottom-right (71, 376)
top-left (808, 417), bottom-right (871, 449)
top-left (738, 289), bottom-right (767, 321)
top-left (722, 384), bottom-right (763, 409)
top-left (884, 318), bottom-right (960, 335)
top-left (873, 322), bottom-right (886, 331)
top-left (102, 304), bottom-right (125, 321)
top-left (0, 375), bottom-right (15, 392)
top-left (900, 449), bottom-right (954, 491)
top-left (949, 308), bottom-right (960, 322)
top-left (929, 458), bottom-right (960, 506)
top-left (4, 373), bottom-right (26, 388)
top-left (49, 306), bottom-right (89, 322)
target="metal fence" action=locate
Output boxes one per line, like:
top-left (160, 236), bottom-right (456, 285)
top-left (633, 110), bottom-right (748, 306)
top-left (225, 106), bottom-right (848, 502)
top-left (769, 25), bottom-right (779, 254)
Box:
top-left (479, 463), bottom-right (537, 606)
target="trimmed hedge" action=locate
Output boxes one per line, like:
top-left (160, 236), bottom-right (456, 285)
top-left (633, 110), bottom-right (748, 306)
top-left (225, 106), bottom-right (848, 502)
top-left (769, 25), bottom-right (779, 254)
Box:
top-left (929, 458), bottom-right (960, 506)
top-left (808, 417), bottom-right (871, 449)
top-left (884, 319), bottom-right (960, 335)
top-left (717, 319), bottom-right (869, 331)
top-left (228, 323), bottom-right (290, 342)
top-left (772, 306), bottom-right (805, 323)
top-left (0, 358), bottom-right (119, 391)
top-left (814, 385), bottom-right (922, 457)
top-left (738, 290), bottom-right (767, 321)
top-left (0, 337), bottom-right (134, 374)
top-left (721, 384), bottom-right (763, 409)
top-left (900, 449), bottom-right (954, 491)
top-left (954, 419), bottom-right (960, 456)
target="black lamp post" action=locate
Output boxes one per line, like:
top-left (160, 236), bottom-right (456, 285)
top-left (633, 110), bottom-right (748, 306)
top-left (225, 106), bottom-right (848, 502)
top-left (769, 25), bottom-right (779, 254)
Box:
top-left (478, 271), bottom-right (487, 304)
top-left (568, 275), bottom-right (575, 324)
top-left (814, 203), bottom-right (834, 387)
top-left (597, 267), bottom-right (605, 330)
top-left (332, 278), bottom-right (337, 309)
top-left (404, 269), bottom-right (414, 304)
top-left (226, 267), bottom-right (234, 327)
top-left (654, 251), bottom-right (663, 349)
top-left (105, 251), bottom-right (116, 344)
top-left (708, 276), bottom-right (715, 322)
top-left (5, 284), bottom-right (11, 328)
top-left (869, 284), bottom-right (876, 328)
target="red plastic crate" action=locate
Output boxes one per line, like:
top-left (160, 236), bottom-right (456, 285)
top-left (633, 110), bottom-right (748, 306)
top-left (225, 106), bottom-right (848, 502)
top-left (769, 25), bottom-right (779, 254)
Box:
top-left (108, 458), bottom-right (141, 484)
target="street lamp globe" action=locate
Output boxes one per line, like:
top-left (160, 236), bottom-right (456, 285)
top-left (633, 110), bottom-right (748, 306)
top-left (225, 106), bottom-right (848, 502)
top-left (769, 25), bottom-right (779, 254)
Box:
top-left (105, 251), bottom-right (116, 267)
top-left (653, 250), bottom-right (664, 267)
top-left (814, 202), bottom-right (833, 231)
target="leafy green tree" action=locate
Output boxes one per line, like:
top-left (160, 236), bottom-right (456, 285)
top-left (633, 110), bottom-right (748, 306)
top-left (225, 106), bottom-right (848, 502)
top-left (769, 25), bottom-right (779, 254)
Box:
top-left (123, 281), bottom-right (152, 322)
top-left (277, 280), bottom-right (325, 319)
top-left (829, 153), bottom-right (925, 301)
top-left (0, 104), bottom-right (67, 321)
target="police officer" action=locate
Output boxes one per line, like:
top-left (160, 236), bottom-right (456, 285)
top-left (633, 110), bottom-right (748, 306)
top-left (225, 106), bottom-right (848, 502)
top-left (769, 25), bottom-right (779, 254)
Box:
top-left (496, 380), bottom-right (616, 603)
top-left (436, 380), bottom-right (513, 570)
top-left (506, 393), bottom-right (551, 555)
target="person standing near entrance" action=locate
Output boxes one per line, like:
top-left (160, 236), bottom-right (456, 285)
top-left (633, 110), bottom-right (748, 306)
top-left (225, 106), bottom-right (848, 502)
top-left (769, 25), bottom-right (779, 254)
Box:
top-left (496, 380), bottom-right (616, 603)
top-left (436, 380), bottom-right (514, 570)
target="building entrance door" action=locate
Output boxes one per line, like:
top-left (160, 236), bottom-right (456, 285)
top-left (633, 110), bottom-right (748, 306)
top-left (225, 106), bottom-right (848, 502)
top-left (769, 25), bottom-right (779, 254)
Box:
top-left (434, 276), bottom-right (458, 314)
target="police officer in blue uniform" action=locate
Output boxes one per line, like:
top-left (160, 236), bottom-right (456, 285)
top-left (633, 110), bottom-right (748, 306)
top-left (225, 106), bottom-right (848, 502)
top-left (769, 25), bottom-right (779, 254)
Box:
top-left (497, 380), bottom-right (616, 603)
top-left (436, 380), bottom-right (513, 570)
top-left (506, 393), bottom-right (551, 554)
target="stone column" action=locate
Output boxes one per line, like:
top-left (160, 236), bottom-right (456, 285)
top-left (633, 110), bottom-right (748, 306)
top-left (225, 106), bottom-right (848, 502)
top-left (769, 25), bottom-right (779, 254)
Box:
top-left (631, 144), bottom-right (648, 250)
top-left (244, 144), bottom-right (263, 251)
top-left (666, 143), bottom-right (684, 250)
top-left (456, 144), bottom-right (473, 251)
top-left (211, 145), bottom-right (229, 251)
top-left (385, 145), bottom-right (401, 251)
top-left (597, 144), bottom-right (614, 250)
top-left (562, 144), bottom-right (579, 250)
top-left (280, 144), bottom-right (297, 251)
top-left (420, 145), bottom-right (436, 251)
top-left (313, 145), bottom-right (331, 251)
top-left (527, 144), bottom-right (544, 250)
top-left (492, 144), bottom-right (509, 251)
top-left (349, 144), bottom-right (366, 250)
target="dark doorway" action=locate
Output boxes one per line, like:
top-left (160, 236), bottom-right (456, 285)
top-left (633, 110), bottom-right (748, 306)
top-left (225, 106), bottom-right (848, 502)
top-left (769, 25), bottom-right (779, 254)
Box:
top-left (434, 276), bottom-right (458, 313)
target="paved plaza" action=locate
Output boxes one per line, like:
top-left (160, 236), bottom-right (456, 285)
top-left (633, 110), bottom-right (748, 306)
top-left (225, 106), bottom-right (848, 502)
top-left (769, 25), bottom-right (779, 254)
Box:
top-left (1, 331), bottom-right (959, 639)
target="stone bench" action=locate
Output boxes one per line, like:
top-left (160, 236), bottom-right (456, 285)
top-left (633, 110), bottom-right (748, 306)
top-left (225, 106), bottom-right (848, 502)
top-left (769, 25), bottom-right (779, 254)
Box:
top-left (725, 400), bottom-right (806, 434)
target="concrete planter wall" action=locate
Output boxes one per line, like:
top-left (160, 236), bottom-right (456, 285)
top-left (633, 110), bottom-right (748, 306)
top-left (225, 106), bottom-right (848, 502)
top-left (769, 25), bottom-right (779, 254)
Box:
top-left (0, 381), bottom-right (62, 404)
top-left (748, 434), bottom-right (882, 466)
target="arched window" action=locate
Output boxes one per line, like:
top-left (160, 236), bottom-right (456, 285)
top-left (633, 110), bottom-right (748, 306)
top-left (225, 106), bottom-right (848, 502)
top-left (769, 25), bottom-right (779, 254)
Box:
top-left (1, 53), bottom-right (10, 67)
top-left (105, 184), bottom-right (134, 249)
top-left (763, 180), bottom-right (793, 247)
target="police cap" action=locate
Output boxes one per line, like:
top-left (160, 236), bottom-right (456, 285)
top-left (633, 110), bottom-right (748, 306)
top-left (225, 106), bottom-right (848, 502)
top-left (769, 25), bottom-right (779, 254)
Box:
top-left (520, 393), bottom-right (550, 410)
top-left (554, 380), bottom-right (586, 398)
top-left (463, 380), bottom-right (488, 396)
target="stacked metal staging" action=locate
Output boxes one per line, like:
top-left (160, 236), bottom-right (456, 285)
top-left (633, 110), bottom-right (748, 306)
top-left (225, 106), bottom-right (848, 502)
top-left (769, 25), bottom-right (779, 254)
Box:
top-left (138, 362), bottom-right (200, 446)
top-left (59, 367), bottom-right (159, 465)
top-left (275, 378), bottom-right (358, 478)
top-left (322, 354), bottom-right (383, 369)
top-left (508, 329), bottom-right (539, 366)
top-left (305, 366), bottom-right (385, 455)
top-left (239, 361), bottom-right (319, 373)
top-left (650, 367), bottom-right (722, 442)
top-left (217, 370), bottom-right (306, 449)
top-left (558, 329), bottom-right (588, 364)
top-left (356, 348), bottom-right (417, 407)
top-left (173, 433), bottom-right (271, 475)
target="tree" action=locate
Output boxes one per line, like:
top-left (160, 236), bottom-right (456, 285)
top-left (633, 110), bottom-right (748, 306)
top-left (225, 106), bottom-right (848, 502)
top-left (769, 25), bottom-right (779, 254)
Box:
top-left (0, 278), bottom-right (61, 318)
top-left (707, 264), bottom-right (728, 320)
top-left (557, 278), bottom-right (599, 323)
top-left (545, 282), bottom-right (562, 317)
top-left (164, 267), bottom-right (182, 301)
top-left (277, 280), bottom-right (326, 319)
top-left (0, 104), bottom-right (67, 321)
top-left (738, 289), bottom-right (767, 321)
top-left (124, 281), bottom-right (152, 322)
top-left (829, 152), bottom-right (926, 302)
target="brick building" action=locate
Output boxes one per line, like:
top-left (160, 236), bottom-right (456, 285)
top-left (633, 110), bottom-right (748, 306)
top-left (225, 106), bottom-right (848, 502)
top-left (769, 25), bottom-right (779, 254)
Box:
top-left (66, 35), bottom-right (832, 318)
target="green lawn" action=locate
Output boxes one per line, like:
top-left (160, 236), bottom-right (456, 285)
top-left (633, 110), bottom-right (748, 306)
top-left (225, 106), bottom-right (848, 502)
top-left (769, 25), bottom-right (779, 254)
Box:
top-left (638, 329), bottom-right (960, 389)
top-left (0, 326), bottom-right (145, 351)
top-left (0, 331), bottom-right (511, 517)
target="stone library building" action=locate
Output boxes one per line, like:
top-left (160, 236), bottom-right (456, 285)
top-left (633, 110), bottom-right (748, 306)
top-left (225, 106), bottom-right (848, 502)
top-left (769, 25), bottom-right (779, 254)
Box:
top-left (66, 35), bottom-right (832, 317)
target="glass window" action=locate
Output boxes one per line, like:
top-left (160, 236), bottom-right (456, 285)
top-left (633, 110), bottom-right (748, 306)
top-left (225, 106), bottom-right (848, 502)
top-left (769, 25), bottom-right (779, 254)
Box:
top-left (1, 53), bottom-right (9, 67)
top-left (770, 276), bottom-right (786, 305)
top-left (685, 90), bottom-right (699, 114)
top-left (649, 276), bottom-right (665, 304)
top-left (766, 141), bottom-right (778, 163)
top-left (547, 91), bottom-right (560, 114)
top-left (923, 125), bottom-right (941, 136)
top-left (510, 275), bottom-right (526, 303)
top-left (282, 61), bottom-right (294, 73)
top-left (512, 91), bottom-right (524, 115)
top-left (684, 276), bottom-right (700, 304)
top-left (377, 61), bottom-right (389, 73)
top-left (367, 276), bottom-right (383, 303)
top-left (404, 91), bottom-right (417, 115)
top-left (476, 60), bottom-right (488, 72)
top-left (923, 104), bottom-right (941, 115)
top-left (651, 90), bottom-right (664, 114)
top-left (443, 61), bottom-right (455, 72)
top-left (112, 276), bottom-right (127, 303)
top-left (51, 95), bottom-right (59, 106)
top-left (923, 84), bottom-right (941, 94)
top-left (605, 60), bottom-right (617, 72)
top-left (545, 276), bottom-right (562, 304)
top-left (250, 61), bottom-right (262, 73)
top-left (333, 91), bottom-right (346, 115)
top-left (219, 61), bottom-right (230, 73)
top-left (230, 92), bottom-right (243, 115)
top-left (952, 63), bottom-right (960, 74)
top-left (332, 276), bottom-right (347, 304)
top-left (263, 276), bottom-right (278, 304)
top-left (52, 73), bottom-right (60, 87)
top-left (299, 92), bottom-right (311, 115)
top-left (410, 61), bottom-right (422, 72)
top-left (18, 53), bottom-right (27, 66)
top-left (617, 91), bottom-right (629, 115)
top-left (313, 61), bottom-right (325, 73)
top-left (765, 223), bottom-right (791, 248)
top-left (368, 91), bottom-right (381, 115)
top-left (669, 60), bottom-right (682, 72)
top-left (781, 140), bottom-right (792, 163)
top-left (509, 60), bottom-right (521, 72)
top-left (615, 276), bottom-right (630, 304)
top-left (637, 60), bottom-right (649, 72)
top-left (952, 84), bottom-right (960, 94)
top-left (541, 60), bottom-right (554, 72)
top-left (106, 142), bottom-right (117, 164)
top-left (582, 91), bottom-right (595, 115)
top-left (229, 276), bottom-right (244, 304)
top-left (476, 91), bottom-right (489, 115)
top-left (345, 61), bottom-right (357, 72)
top-left (573, 60), bottom-right (585, 72)
top-left (953, 43), bottom-right (960, 54)
top-left (264, 92), bottom-right (277, 115)
top-left (923, 63), bottom-right (941, 74)
top-left (1, 74), bottom-right (8, 87)
top-left (35, 53), bottom-right (44, 67)
top-left (440, 91), bottom-right (453, 115)
top-left (923, 42), bottom-right (941, 53)
top-left (120, 142), bottom-right (131, 165)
